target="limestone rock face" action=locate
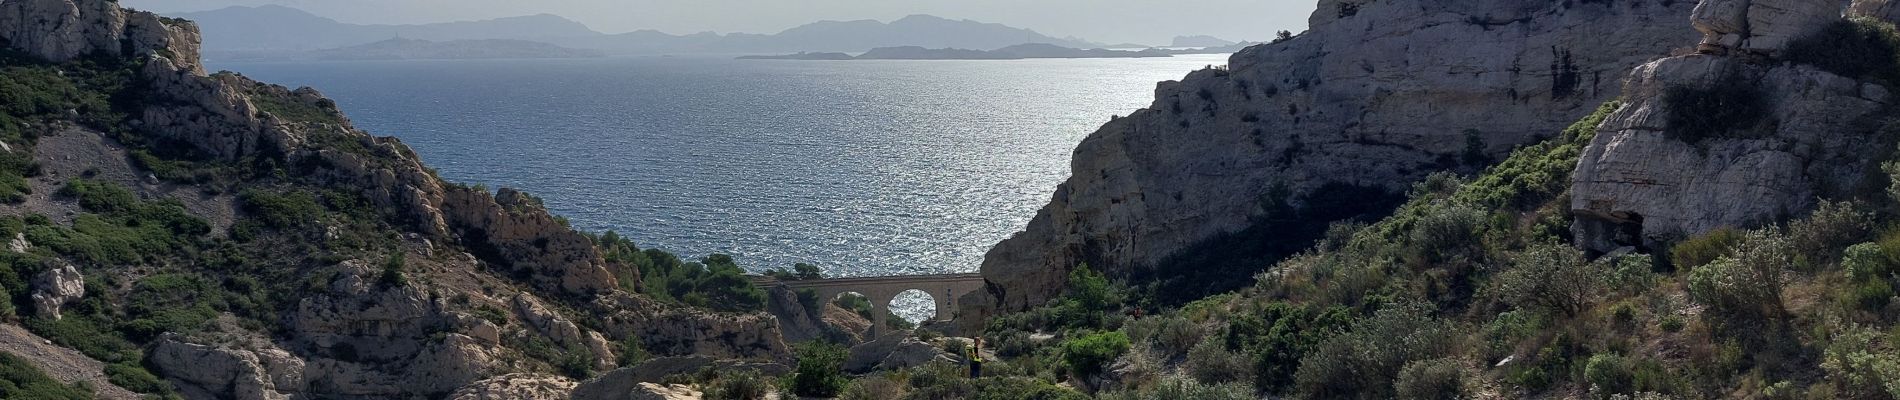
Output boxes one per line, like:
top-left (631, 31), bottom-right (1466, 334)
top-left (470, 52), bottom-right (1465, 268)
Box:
top-left (513, 293), bottom-right (616, 370)
top-left (590, 292), bottom-right (791, 360)
top-left (1693, 0), bottom-right (1841, 53)
top-left (1572, 55), bottom-right (1892, 252)
top-left (1854, 0), bottom-right (1900, 23)
top-left (976, 0), bottom-right (1701, 312)
top-left (443, 187), bottom-right (619, 296)
top-left (29, 261), bottom-right (83, 320)
top-left (573, 357), bottom-right (783, 400)
top-left (0, 0), bottom-right (201, 71)
top-left (845, 334), bottom-right (956, 373)
top-left (447, 373), bottom-right (577, 400)
top-left (147, 336), bottom-right (304, 400)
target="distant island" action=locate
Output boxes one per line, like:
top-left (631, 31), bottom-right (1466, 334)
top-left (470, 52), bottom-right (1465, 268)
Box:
top-left (741, 43), bottom-right (1175, 61)
top-left (309, 38), bottom-right (606, 61)
top-left (1171, 35), bottom-right (1239, 48)
top-left (738, 42), bottom-right (1263, 61)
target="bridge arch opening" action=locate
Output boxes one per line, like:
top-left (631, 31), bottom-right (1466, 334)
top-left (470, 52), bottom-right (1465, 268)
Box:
top-left (891, 289), bottom-right (937, 324)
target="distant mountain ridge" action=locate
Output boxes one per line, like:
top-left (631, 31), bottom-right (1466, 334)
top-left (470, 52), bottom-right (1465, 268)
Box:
top-left (171, 5), bottom-right (600, 51)
top-left (307, 38), bottom-right (606, 61)
top-left (168, 6), bottom-right (1107, 56)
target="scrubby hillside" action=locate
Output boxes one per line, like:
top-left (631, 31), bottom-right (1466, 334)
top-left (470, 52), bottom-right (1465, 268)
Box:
top-left (970, 0), bottom-right (1703, 317)
top-left (867, 0), bottom-right (1900, 399)
top-left (0, 0), bottom-right (796, 398)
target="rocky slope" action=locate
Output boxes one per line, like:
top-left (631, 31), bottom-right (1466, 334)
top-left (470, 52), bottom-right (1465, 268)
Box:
top-left (1573, 0), bottom-right (1900, 252)
top-left (0, 0), bottom-right (789, 398)
top-left (973, 0), bottom-right (1703, 314)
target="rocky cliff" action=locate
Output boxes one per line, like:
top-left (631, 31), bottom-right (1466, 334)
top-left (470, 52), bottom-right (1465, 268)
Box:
top-left (1573, 0), bottom-right (1900, 251)
top-left (974, 0), bottom-right (1703, 312)
top-left (0, 0), bottom-right (789, 398)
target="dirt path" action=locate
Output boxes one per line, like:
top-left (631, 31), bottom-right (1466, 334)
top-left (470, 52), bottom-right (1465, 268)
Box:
top-left (0, 323), bottom-right (141, 399)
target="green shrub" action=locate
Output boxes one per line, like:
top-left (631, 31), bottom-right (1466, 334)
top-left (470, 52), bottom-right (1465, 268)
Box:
top-left (103, 362), bottom-right (173, 395)
top-left (1295, 304), bottom-right (1456, 399)
top-left (1670, 228), bottom-right (1743, 270)
top-left (1786, 201), bottom-right (1875, 269)
top-left (1124, 316), bottom-right (1202, 357)
top-left (1783, 17), bottom-right (1900, 87)
top-left (1686, 231), bottom-right (1788, 320)
top-left (1184, 339), bottom-right (1250, 384)
top-left (1845, 241), bottom-right (1898, 283)
top-left (1229, 302), bottom-right (1353, 393)
top-left (1661, 70), bottom-right (1767, 143)
top-left (1584, 353), bottom-right (1636, 396)
top-left (789, 342), bottom-right (847, 397)
top-left (840, 374), bottom-right (908, 400)
top-left (836, 292), bottom-right (875, 320)
top-left (703, 369), bottom-right (772, 400)
top-left (1102, 375), bottom-right (1252, 400)
top-left (1054, 264), bottom-right (1118, 329)
top-left (1819, 326), bottom-right (1900, 399)
top-left (1401, 205), bottom-right (1486, 267)
top-left (1392, 358), bottom-right (1474, 400)
top-left (1495, 241), bottom-right (1602, 317)
top-left (237, 189), bottom-right (322, 229)
top-left (1059, 331), bottom-right (1129, 377)
top-left (0, 351), bottom-right (91, 400)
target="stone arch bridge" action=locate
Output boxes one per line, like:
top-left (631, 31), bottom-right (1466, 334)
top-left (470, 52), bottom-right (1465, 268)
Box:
top-left (750, 273), bottom-right (985, 331)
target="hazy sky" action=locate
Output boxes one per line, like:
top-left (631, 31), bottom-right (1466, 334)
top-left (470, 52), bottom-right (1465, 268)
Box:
top-left (125, 0), bottom-right (1316, 45)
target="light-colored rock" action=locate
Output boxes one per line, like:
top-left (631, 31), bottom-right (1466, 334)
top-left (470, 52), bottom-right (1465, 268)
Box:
top-left (513, 293), bottom-right (616, 370)
top-left (1573, 1), bottom-right (1892, 252)
top-left (974, 0), bottom-right (1701, 314)
top-left (628, 383), bottom-right (702, 400)
top-left (443, 187), bottom-right (619, 296)
top-left (573, 357), bottom-right (782, 400)
top-left (8, 232), bottom-right (27, 253)
top-left (1854, 0), bottom-right (1900, 23)
top-left (0, 0), bottom-right (200, 71)
top-left (591, 292), bottom-right (791, 360)
top-left (29, 261), bottom-right (83, 320)
top-left (846, 334), bottom-right (956, 373)
top-left (447, 373), bottom-right (576, 400)
top-left (147, 336), bottom-right (303, 400)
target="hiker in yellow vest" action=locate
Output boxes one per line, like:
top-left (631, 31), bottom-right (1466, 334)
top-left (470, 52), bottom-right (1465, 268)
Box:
top-left (968, 337), bottom-right (984, 378)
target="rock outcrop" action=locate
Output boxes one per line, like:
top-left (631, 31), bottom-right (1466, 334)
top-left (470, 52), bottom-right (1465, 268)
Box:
top-left (844, 334), bottom-right (958, 373)
top-left (573, 357), bottom-right (785, 400)
top-left (1856, 0), bottom-right (1900, 23)
top-left (443, 187), bottom-right (619, 296)
top-left (148, 336), bottom-right (306, 400)
top-left (975, 0), bottom-right (1702, 313)
top-left (447, 374), bottom-right (578, 400)
top-left (1691, 0), bottom-right (1838, 54)
top-left (28, 260), bottom-right (82, 319)
top-left (1573, 0), bottom-right (1894, 251)
top-left (0, 0), bottom-right (203, 73)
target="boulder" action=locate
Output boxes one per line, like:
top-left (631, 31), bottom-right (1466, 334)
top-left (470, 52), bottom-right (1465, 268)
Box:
top-left (447, 373), bottom-right (576, 400)
top-left (29, 261), bottom-right (83, 320)
top-left (846, 334), bottom-right (957, 373)
top-left (513, 293), bottom-right (616, 370)
top-left (147, 336), bottom-right (305, 400)
top-left (1573, 0), bottom-right (1893, 253)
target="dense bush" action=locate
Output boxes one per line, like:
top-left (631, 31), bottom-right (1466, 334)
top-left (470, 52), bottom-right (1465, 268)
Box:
top-left (1184, 339), bottom-right (1250, 384)
top-left (840, 373), bottom-right (908, 400)
top-left (788, 342), bottom-right (847, 397)
top-left (702, 369), bottom-right (772, 400)
top-left (1819, 326), bottom-right (1900, 399)
top-left (1123, 316), bottom-right (1202, 358)
top-left (1670, 227), bottom-right (1743, 270)
top-left (1100, 375), bottom-right (1252, 400)
top-left (1494, 242), bottom-right (1602, 317)
top-left (0, 351), bottom-right (91, 400)
top-left (1059, 331), bottom-right (1129, 377)
top-left (1686, 231), bottom-right (1788, 320)
top-left (1054, 264), bottom-right (1118, 329)
top-left (1783, 17), bottom-right (1900, 87)
top-left (1787, 201), bottom-right (1875, 269)
top-left (1392, 358), bottom-right (1475, 400)
top-left (1294, 304), bottom-right (1456, 399)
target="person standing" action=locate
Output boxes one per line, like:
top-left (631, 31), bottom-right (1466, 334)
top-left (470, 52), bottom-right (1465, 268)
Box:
top-left (968, 337), bottom-right (984, 378)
